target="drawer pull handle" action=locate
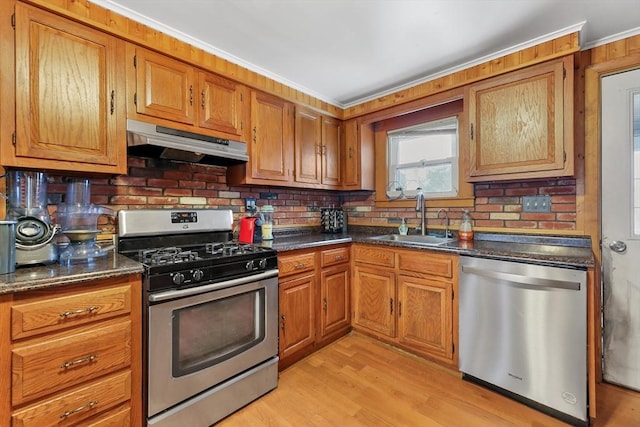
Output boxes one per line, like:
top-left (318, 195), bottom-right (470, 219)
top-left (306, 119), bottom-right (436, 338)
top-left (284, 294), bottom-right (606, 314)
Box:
top-left (333, 255), bottom-right (344, 261)
top-left (59, 306), bottom-right (98, 318)
top-left (60, 400), bottom-right (98, 419)
top-left (294, 263), bottom-right (307, 269)
top-left (60, 354), bottom-right (98, 369)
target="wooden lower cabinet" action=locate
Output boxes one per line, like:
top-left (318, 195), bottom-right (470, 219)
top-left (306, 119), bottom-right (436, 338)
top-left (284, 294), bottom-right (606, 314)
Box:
top-left (352, 244), bottom-right (458, 366)
top-left (279, 272), bottom-right (316, 362)
top-left (277, 245), bottom-right (351, 369)
top-left (351, 264), bottom-right (395, 338)
top-left (1, 274), bottom-right (142, 427)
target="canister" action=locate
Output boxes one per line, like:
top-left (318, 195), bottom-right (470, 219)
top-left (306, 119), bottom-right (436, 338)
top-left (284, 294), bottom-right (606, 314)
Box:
top-left (0, 220), bottom-right (17, 275)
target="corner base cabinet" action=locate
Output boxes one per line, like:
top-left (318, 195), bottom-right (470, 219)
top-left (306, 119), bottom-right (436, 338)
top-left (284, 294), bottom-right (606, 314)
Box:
top-left (277, 245), bottom-right (351, 370)
top-left (352, 245), bottom-right (458, 366)
top-left (0, 274), bottom-right (142, 427)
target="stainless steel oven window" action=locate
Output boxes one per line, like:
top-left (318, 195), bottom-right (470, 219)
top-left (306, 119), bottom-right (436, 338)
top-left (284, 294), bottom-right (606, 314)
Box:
top-left (172, 289), bottom-right (265, 376)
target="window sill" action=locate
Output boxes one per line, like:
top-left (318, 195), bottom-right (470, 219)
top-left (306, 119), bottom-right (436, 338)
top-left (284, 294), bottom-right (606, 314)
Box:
top-left (374, 197), bottom-right (475, 209)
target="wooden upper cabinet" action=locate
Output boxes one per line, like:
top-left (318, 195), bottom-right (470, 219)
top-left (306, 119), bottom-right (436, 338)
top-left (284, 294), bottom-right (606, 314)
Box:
top-left (128, 46), bottom-right (249, 142)
top-left (466, 56), bottom-right (574, 181)
top-left (133, 47), bottom-right (195, 125)
top-left (293, 106), bottom-right (342, 188)
top-left (321, 116), bottom-right (341, 186)
top-left (247, 90), bottom-right (294, 183)
top-left (294, 106), bottom-right (322, 184)
top-left (341, 119), bottom-right (374, 190)
top-left (11, 3), bottom-right (126, 173)
top-left (198, 72), bottom-right (248, 140)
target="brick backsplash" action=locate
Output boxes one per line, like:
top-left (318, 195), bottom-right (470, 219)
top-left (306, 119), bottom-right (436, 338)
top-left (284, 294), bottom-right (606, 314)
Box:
top-left (46, 157), bottom-right (577, 233)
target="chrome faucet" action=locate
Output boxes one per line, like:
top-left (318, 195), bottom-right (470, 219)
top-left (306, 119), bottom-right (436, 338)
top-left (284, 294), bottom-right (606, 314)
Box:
top-left (437, 208), bottom-right (452, 238)
top-left (416, 188), bottom-right (426, 235)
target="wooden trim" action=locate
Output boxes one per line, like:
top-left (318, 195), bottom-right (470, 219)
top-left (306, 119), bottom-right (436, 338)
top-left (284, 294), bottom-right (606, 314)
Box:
top-left (344, 33), bottom-right (579, 119)
top-left (24, 0), bottom-right (342, 119)
top-left (23, 1), bottom-right (578, 120)
top-left (583, 33), bottom-right (640, 421)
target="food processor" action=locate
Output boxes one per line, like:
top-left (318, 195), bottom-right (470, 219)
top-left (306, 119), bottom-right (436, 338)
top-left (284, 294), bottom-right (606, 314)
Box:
top-left (56, 178), bottom-right (115, 264)
top-left (3, 170), bottom-right (59, 266)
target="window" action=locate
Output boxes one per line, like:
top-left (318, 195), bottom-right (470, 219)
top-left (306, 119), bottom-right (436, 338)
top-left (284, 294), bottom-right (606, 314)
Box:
top-left (387, 116), bottom-right (458, 198)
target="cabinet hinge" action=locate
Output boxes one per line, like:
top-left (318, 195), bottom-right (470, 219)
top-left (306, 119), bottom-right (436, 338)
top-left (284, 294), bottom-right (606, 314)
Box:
top-left (133, 93), bottom-right (137, 106)
top-left (452, 343), bottom-right (455, 354)
top-left (12, 131), bottom-right (16, 146)
top-left (11, 13), bottom-right (15, 29)
top-left (452, 290), bottom-right (454, 300)
top-left (564, 151), bottom-right (567, 163)
top-left (240, 93), bottom-right (243, 103)
top-left (470, 123), bottom-right (474, 140)
top-left (133, 55), bottom-right (137, 68)
top-left (563, 66), bottom-right (566, 80)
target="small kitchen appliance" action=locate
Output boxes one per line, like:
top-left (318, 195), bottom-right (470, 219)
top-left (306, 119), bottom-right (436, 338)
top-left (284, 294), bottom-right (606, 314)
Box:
top-left (238, 216), bottom-right (262, 244)
top-left (117, 209), bottom-right (278, 427)
top-left (56, 178), bottom-right (115, 264)
top-left (321, 207), bottom-right (345, 233)
top-left (3, 170), bottom-right (59, 266)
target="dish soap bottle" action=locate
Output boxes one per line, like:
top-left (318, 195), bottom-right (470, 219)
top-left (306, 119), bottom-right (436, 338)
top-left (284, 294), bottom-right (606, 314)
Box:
top-left (398, 218), bottom-right (408, 235)
top-left (459, 210), bottom-right (474, 241)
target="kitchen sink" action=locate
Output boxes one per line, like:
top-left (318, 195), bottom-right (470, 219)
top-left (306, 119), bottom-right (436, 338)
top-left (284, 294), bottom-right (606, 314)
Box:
top-left (368, 234), bottom-right (456, 246)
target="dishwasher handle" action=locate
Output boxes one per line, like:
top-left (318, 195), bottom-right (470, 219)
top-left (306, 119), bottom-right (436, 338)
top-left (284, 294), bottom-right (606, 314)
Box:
top-left (461, 265), bottom-right (581, 291)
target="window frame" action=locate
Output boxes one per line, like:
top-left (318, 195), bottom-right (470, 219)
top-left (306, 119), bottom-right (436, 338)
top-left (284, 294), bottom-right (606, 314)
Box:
top-left (387, 116), bottom-right (459, 199)
top-left (369, 93), bottom-right (474, 208)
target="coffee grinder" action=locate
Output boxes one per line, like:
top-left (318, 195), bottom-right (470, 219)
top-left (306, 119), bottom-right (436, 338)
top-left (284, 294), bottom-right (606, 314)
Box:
top-left (4, 170), bottom-right (59, 266)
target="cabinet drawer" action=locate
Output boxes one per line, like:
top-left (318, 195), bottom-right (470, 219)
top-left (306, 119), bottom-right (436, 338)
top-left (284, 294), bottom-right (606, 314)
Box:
top-left (12, 371), bottom-right (131, 427)
top-left (353, 245), bottom-right (394, 268)
top-left (278, 252), bottom-right (316, 277)
top-left (12, 320), bottom-right (131, 405)
top-left (321, 246), bottom-right (350, 267)
top-left (397, 250), bottom-right (454, 278)
top-left (12, 284), bottom-right (132, 340)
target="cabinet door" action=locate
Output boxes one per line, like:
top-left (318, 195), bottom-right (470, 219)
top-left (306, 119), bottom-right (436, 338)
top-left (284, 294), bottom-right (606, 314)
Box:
top-left (279, 274), bottom-right (315, 360)
top-left (133, 47), bottom-right (195, 125)
top-left (250, 91), bottom-right (293, 182)
top-left (467, 56), bottom-right (573, 180)
top-left (341, 119), bottom-right (374, 190)
top-left (294, 106), bottom-right (322, 184)
top-left (321, 116), bottom-right (341, 186)
top-left (397, 275), bottom-right (453, 361)
top-left (319, 265), bottom-right (350, 340)
top-left (352, 265), bottom-right (395, 338)
top-left (198, 72), bottom-right (248, 141)
top-left (13, 4), bottom-right (126, 173)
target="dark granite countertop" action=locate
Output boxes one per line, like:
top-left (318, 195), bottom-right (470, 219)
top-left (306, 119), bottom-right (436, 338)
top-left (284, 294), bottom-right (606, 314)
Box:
top-left (0, 251), bottom-right (144, 295)
top-left (266, 228), bottom-right (594, 269)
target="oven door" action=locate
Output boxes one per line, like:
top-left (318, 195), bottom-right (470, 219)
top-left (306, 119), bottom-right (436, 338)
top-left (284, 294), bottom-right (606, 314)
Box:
top-left (147, 270), bottom-right (278, 417)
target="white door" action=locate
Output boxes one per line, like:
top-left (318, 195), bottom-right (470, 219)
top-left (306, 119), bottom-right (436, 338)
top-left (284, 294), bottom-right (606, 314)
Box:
top-left (601, 68), bottom-right (640, 391)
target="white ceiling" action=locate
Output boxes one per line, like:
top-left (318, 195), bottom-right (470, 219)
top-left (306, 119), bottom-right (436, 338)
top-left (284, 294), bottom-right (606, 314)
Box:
top-left (91, 0), bottom-right (640, 108)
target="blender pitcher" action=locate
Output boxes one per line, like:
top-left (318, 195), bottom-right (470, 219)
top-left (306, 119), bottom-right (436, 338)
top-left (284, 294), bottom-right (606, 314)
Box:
top-left (56, 178), bottom-right (115, 264)
top-left (2, 170), bottom-right (59, 266)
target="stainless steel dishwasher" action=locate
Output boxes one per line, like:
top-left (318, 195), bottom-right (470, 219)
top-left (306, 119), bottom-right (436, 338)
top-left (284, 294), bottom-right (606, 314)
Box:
top-left (459, 256), bottom-right (587, 426)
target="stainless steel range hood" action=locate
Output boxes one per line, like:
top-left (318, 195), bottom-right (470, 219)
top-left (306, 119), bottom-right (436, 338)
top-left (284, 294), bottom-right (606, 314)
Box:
top-left (126, 119), bottom-right (248, 165)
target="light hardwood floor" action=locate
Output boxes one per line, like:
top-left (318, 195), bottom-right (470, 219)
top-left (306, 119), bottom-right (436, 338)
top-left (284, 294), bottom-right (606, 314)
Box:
top-left (218, 333), bottom-right (640, 426)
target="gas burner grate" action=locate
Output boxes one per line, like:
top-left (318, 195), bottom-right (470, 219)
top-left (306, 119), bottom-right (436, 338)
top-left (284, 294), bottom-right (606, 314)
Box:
top-left (205, 242), bottom-right (260, 256)
top-left (141, 247), bottom-right (199, 265)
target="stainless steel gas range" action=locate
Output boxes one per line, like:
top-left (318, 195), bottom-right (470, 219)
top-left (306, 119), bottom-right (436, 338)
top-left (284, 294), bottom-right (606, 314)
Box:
top-left (117, 209), bottom-right (279, 427)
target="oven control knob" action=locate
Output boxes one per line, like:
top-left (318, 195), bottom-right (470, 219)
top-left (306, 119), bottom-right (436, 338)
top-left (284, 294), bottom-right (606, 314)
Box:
top-left (258, 258), bottom-right (268, 269)
top-left (245, 260), bottom-right (255, 271)
top-left (172, 272), bottom-right (185, 285)
top-left (192, 269), bottom-right (204, 281)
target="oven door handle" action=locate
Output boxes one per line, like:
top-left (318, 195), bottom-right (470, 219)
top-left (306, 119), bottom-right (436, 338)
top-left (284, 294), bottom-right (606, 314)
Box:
top-left (148, 269), bottom-right (279, 302)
